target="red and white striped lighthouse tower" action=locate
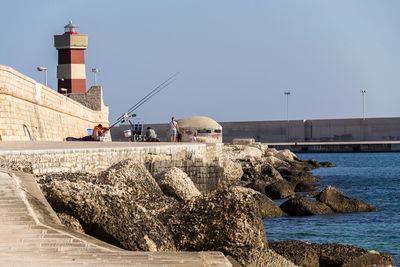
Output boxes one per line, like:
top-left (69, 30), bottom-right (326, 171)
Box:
top-left (54, 21), bottom-right (88, 94)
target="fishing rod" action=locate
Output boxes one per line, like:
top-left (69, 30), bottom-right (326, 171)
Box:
top-left (109, 73), bottom-right (179, 129)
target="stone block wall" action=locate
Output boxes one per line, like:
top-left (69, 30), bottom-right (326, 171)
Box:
top-left (0, 65), bottom-right (109, 141)
top-left (0, 143), bottom-right (225, 192)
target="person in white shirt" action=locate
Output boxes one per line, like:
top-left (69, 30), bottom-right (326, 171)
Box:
top-left (169, 117), bottom-right (179, 142)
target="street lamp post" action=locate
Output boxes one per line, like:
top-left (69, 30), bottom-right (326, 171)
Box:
top-left (284, 91), bottom-right (291, 141)
top-left (36, 66), bottom-right (48, 86)
top-left (360, 90), bottom-right (367, 120)
top-left (91, 68), bottom-right (100, 86)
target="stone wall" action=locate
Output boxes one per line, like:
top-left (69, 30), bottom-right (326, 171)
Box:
top-left (111, 117), bottom-right (400, 143)
top-left (0, 65), bottom-right (109, 141)
top-left (0, 143), bottom-right (224, 192)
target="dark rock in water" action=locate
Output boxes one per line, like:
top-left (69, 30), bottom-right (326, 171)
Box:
top-left (284, 171), bottom-right (320, 186)
top-left (306, 159), bottom-right (320, 168)
top-left (270, 240), bottom-right (395, 267)
top-left (160, 187), bottom-right (267, 266)
top-left (317, 186), bottom-right (378, 213)
top-left (318, 243), bottom-right (395, 267)
top-left (280, 197), bottom-right (334, 216)
top-left (295, 182), bottom-right (317, 192)
top-left (265, 180), bottom-right (295, 199)
top-left (319, 161), bottom-right (336, 167)
top-left (296, 191), bottom-right (320, 198)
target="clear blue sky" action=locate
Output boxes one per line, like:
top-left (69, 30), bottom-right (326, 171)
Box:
top-left (1, 0), bottom-right (399, 123)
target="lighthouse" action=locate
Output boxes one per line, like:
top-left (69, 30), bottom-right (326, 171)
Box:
top-left (54, 21), bottom-right (88, 94)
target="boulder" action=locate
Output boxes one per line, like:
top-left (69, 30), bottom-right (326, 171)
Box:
top-left (295, 182), bottom-right (317, 192)
top-left (160, 188), bottom-right (267, 265)
top-left (218, 156), bottom-right (244, 188)
top-left (265, 180), bottom-right (295, 199)
top-left (316, 186), bottom-right (378, 213)
top-left (57, 213), bottom-right (84, 233)
top-left (284, 172), bottom-right (320, 186)
top-left (264, 156), bottom-right (290, 169)
top-left (280, 198), bottom-right (334, 216)
top-left (231, 186), bottom-right (286, 219)
top-left (248, 248), bottom-right (299, 267)
top-left (270, 240), bottom-right (395, 267)
top-left (274, 149), bottom-right (299, 162)
top-left (154, 168), bottom-right (201, 201)
top-left (319, 161), bottom-right (336, 167)
top-left (237, 146), bottom-right (263, 159)
top-left (42, 181), bottom-right (176, 251)
top-left (270, 240), bottom-right (319, 267)
top-left (40, 160), bottom-right (177, 251)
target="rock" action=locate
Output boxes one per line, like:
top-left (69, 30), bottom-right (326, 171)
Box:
top-left (274, 149), bottom-right (299, 162)
top-left (270, 240), bottom-right (395, 267)
top-left (265, 180), bottom-right (295, 199)
top-left (264, 156), bottom-right (290, 169)
top-left (270, 240), bottom-right (319, 267)
top-left (57, 213), bottom-right (84, 233)
top-left (238, 146), bottom-right (263, 159)
top-left (284, 172), bottom-right (320, 186)
top-left (231, 187), bottom-right (286, 219)
top-left (248, 248), bottom-right (299, 267)
top-left (280, 198), bottom-right (334, 216)
top-left (160, 188), bottom-right (267, 266)
top-left (154, 168), bottom-right (201, 201)
top-left (240, 159), bottom-right (283, 185)
top-left (218, 156), bottom-right (244, 188)
top-left (319, 161), bottom-right (336, 167)
top-left (316, 186), bottom-right (378, 213)
top-left (42, 180), bottom-right (176, 251)
top-left (295, 182), bottom-right (317, 192)
top-left (41, 160), bottom-right (177, 251)
top-left (318, 243), bottom-right (395, 267)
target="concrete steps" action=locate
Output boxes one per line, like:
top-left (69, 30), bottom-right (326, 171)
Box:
top-left (0, 170), bottom-right (231, 266)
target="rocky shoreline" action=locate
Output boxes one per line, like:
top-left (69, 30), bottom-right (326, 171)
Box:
top-left (34, 144), bottom-right (395, 267)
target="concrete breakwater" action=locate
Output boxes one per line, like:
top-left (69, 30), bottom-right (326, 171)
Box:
top-left (0, 141), bottom-right (396, 266)
top-left (0, 142), bottom-right (225, 192)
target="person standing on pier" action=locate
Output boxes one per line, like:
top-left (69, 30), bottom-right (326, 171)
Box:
top-left (169, 117), bottom-right (179, 142)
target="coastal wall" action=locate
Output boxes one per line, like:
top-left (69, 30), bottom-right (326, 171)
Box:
top-left (0, 65), bottom-right (109, 141)
top-left (0, 143), bottom-right (224, 192)
top-left (111, 117), bottom-right (400, 143)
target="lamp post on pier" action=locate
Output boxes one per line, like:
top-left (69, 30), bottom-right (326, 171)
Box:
top-left (36, 66), bottom-right (48, 86)
top-left (284, 91), bottom-right (291, 141)
top-left (360, 89), bottom-right (367, 120)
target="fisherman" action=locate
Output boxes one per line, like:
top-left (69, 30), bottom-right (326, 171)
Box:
top-left (145, 127), bottom-right (157, 139)
top-left (169, 117), bottom-right (179, 142)
top-left (92, 124), bottom-right (109, 141)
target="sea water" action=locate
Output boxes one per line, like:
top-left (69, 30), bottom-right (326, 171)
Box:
top-left (264, 152), bottom-right (400, 265)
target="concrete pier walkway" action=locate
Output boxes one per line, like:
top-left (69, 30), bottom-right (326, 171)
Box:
top-left (0, 168), bottom-right (231, 266)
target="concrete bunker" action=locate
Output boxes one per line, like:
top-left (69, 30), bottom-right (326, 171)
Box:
top-left (177, 116), bottom-right (222, 143)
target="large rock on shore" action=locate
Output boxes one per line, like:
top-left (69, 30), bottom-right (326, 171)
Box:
top-left (270, 240), bottom-right (395, 267)
top-left (160, 187), bottom-right (268, 265)
top-left (317, 186), bottom-right (378, 213)
top-left (42, 181), bottom-right (176, 251)
top-left (280, 198), bottom-right (333, 216)
top-left (41, 160), bottom-right (177, 251)
top-left (265, 179), bottom-right (295, 199)
top-left (154, 167), bottom-right (201, 201)
top-left (231, 186), bottom-right (286, 219)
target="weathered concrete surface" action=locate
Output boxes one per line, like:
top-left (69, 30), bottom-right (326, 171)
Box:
top-left (0, 169), bottom-right (231, 266)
